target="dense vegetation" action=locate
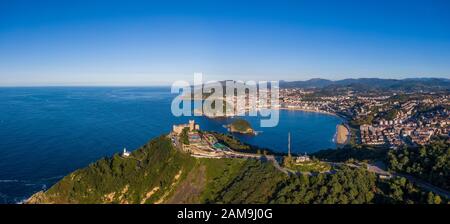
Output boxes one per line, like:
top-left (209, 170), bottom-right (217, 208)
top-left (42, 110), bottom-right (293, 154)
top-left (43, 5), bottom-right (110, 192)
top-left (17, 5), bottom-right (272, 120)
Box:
top-left (212, 132), bottom-right (276, 155)
top-left (28, 136), bottom-right (447, 204)
top-left (180, 127), bottom-right (190, 145)
top-left (376, 177), bottom-right (444, 204)
top-left (313, 145), bottom-right (388, 163)
top-left (379, 108), bottom-right (400, 120)
top-left (280, 78), bottom-right (450, 92)
top-left (208, 159), bottom-right (286, 203)
top-left (37, 136), bottom-right (197, 203)
top-left (349, 115), bottom-right (374, 126)
top-left (387, 137), bottom-right (450, 191)
top-left (272, 166), bottom-right (376, 204)
top-left (213, 132), bottom-right (251, 150)
top-left (228, 118), bottom-right (254, 134)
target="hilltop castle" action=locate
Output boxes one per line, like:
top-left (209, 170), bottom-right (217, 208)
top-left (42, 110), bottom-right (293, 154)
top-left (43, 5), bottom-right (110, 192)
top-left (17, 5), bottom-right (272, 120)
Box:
top-left (172, 120), bottom-right (200, 135)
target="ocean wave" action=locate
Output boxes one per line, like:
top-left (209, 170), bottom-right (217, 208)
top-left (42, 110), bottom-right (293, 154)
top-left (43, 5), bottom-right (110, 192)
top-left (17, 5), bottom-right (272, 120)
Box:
top-left (39, 175), bottom-right (64, 181)
top-left (0, 179), bottom-right (20, 183)
top-left (254, 130), bottom-right (263, 135)
top-left (0, 175), bottom-right (63, 184)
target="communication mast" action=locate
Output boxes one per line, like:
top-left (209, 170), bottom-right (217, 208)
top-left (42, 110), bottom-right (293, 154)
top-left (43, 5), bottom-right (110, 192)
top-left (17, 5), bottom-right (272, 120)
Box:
top-left (288, 132), bottom-right (291, 157)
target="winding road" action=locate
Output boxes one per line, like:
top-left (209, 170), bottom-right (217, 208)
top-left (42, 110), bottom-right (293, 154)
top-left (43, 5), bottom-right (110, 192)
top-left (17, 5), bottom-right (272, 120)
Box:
top-left (334, 161), bottom-right (450, 199)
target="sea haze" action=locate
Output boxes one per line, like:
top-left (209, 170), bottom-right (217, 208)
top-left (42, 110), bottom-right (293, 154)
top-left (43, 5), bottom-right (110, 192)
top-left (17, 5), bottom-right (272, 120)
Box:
top-left (0, 87), bottom-right (342, 203)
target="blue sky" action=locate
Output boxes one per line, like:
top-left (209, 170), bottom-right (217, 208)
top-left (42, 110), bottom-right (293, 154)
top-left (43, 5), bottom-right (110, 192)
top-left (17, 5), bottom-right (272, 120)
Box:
top-left (0, 0), bottom-right (449, 85)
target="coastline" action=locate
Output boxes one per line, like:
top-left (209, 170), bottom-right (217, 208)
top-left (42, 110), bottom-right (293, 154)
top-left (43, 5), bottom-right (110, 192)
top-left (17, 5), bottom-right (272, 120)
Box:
top-left (279, 107), bottom-right (351, 146)
top-left (23, 106), bottom-right (350, 203)
top-left (198, 106), bottom-right (340, 118)
top-left (198, 106), bottom-right (351, 147)
top-left (278, 107), bottom-right (338, 117)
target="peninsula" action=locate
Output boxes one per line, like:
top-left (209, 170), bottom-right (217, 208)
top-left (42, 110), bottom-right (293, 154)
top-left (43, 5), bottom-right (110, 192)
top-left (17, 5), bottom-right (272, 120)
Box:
top-left (27, 120), bottom-right (449, 204)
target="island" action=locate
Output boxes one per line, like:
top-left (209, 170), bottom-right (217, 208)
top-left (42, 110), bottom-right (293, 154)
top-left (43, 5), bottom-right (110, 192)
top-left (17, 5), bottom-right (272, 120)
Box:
top-left (226, 119), bottom-right (255, 135)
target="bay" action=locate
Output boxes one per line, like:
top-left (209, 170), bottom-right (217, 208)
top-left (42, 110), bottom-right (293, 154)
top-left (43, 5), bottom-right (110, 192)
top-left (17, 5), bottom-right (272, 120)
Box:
top-left (0, 87), bottom-right (342, 203)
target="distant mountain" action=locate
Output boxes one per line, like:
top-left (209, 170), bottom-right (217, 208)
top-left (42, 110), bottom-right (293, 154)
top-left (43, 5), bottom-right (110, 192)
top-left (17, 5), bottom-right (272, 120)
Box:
top-left (280, 78), bottom-right (450, 91)
top-left (280, 78), bottom-right (333, 88)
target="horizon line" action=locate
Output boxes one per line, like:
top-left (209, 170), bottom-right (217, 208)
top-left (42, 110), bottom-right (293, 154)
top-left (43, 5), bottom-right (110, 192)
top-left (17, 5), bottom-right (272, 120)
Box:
top-left (1, 76), bottom-right (449, 87)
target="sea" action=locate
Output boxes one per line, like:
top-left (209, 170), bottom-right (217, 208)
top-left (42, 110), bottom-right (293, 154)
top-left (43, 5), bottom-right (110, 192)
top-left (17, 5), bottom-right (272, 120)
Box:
top-left (0, 87), bottom-right (343, 203)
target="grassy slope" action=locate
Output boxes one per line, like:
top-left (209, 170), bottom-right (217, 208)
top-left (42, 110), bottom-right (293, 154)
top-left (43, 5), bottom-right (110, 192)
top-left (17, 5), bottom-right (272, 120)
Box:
top-left (34, 136), bottom-right (197, 203)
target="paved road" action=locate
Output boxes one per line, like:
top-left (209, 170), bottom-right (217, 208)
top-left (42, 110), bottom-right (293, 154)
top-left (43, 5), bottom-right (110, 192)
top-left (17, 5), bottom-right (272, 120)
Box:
top-left (265, 155), bottom-right (290, 175)
top-left (232, 152), bottom-right (450, 198)
top-left (172, 136), bottom-right (450, 199)
top-left (393, 173), bottom-right (450, 199)
top-left (330, 161), bottom-right (450, 199)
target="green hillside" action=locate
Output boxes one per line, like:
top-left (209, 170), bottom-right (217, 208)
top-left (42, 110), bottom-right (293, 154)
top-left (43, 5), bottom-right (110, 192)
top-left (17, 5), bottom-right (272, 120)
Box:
top-left (28, 136), bottom-right (197, 204)
top-left (27, 135), bottom-right (279, 204)
top-left (27, 135), bottom-right (446, 204)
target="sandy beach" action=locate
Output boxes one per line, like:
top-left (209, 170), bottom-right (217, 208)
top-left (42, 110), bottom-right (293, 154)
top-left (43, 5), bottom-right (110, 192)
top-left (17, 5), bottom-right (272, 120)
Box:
top-left (335, 124), bottom-right (350, 145)
top-left (279, 107), bottom-right (337, 116)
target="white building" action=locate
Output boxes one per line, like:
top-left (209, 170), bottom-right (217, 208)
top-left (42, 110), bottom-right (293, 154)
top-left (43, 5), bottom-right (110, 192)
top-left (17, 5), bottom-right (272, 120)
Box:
top-left (296, 153), bottom-right (311, 163)
top-left (122, 148), bottom-right (130, 157)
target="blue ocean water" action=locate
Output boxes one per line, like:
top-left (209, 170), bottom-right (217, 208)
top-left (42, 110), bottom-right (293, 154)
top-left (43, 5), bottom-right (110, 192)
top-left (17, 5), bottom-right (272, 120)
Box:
top-left (0, 87), bottom-right (342, 203)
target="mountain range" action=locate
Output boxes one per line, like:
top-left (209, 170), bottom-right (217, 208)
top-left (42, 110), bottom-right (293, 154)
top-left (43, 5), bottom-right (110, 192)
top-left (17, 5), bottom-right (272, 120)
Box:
top-left (279, 78), bottom-right (450, 91)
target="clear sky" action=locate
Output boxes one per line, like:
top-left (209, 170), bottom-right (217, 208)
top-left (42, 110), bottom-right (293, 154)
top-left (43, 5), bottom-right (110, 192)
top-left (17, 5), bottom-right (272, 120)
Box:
top-left (1, 0), bottom-right (450, 86)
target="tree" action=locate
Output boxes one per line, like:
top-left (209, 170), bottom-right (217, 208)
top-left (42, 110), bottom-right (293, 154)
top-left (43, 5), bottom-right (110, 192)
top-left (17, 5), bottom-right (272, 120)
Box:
top-left (180, 127), bottom-right (190, 145)
top-left (387, 137), bottom-right (450, 191)
top-left (427, 192), bottom-right (435, 204)
top-left (434, 195), bottom-right (442, 204)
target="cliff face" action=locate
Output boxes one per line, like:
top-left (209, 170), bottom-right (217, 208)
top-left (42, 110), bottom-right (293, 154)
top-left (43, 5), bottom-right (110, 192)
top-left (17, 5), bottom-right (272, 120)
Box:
top-left (26, 191), bottom-right (50, 204)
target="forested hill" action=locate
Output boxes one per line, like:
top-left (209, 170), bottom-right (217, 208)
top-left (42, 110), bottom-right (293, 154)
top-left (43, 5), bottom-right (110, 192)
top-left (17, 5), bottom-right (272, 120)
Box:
top-left (27, 136), bottom-right (445, 204)
top-left (280, 78), bottom-right (450, 91)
